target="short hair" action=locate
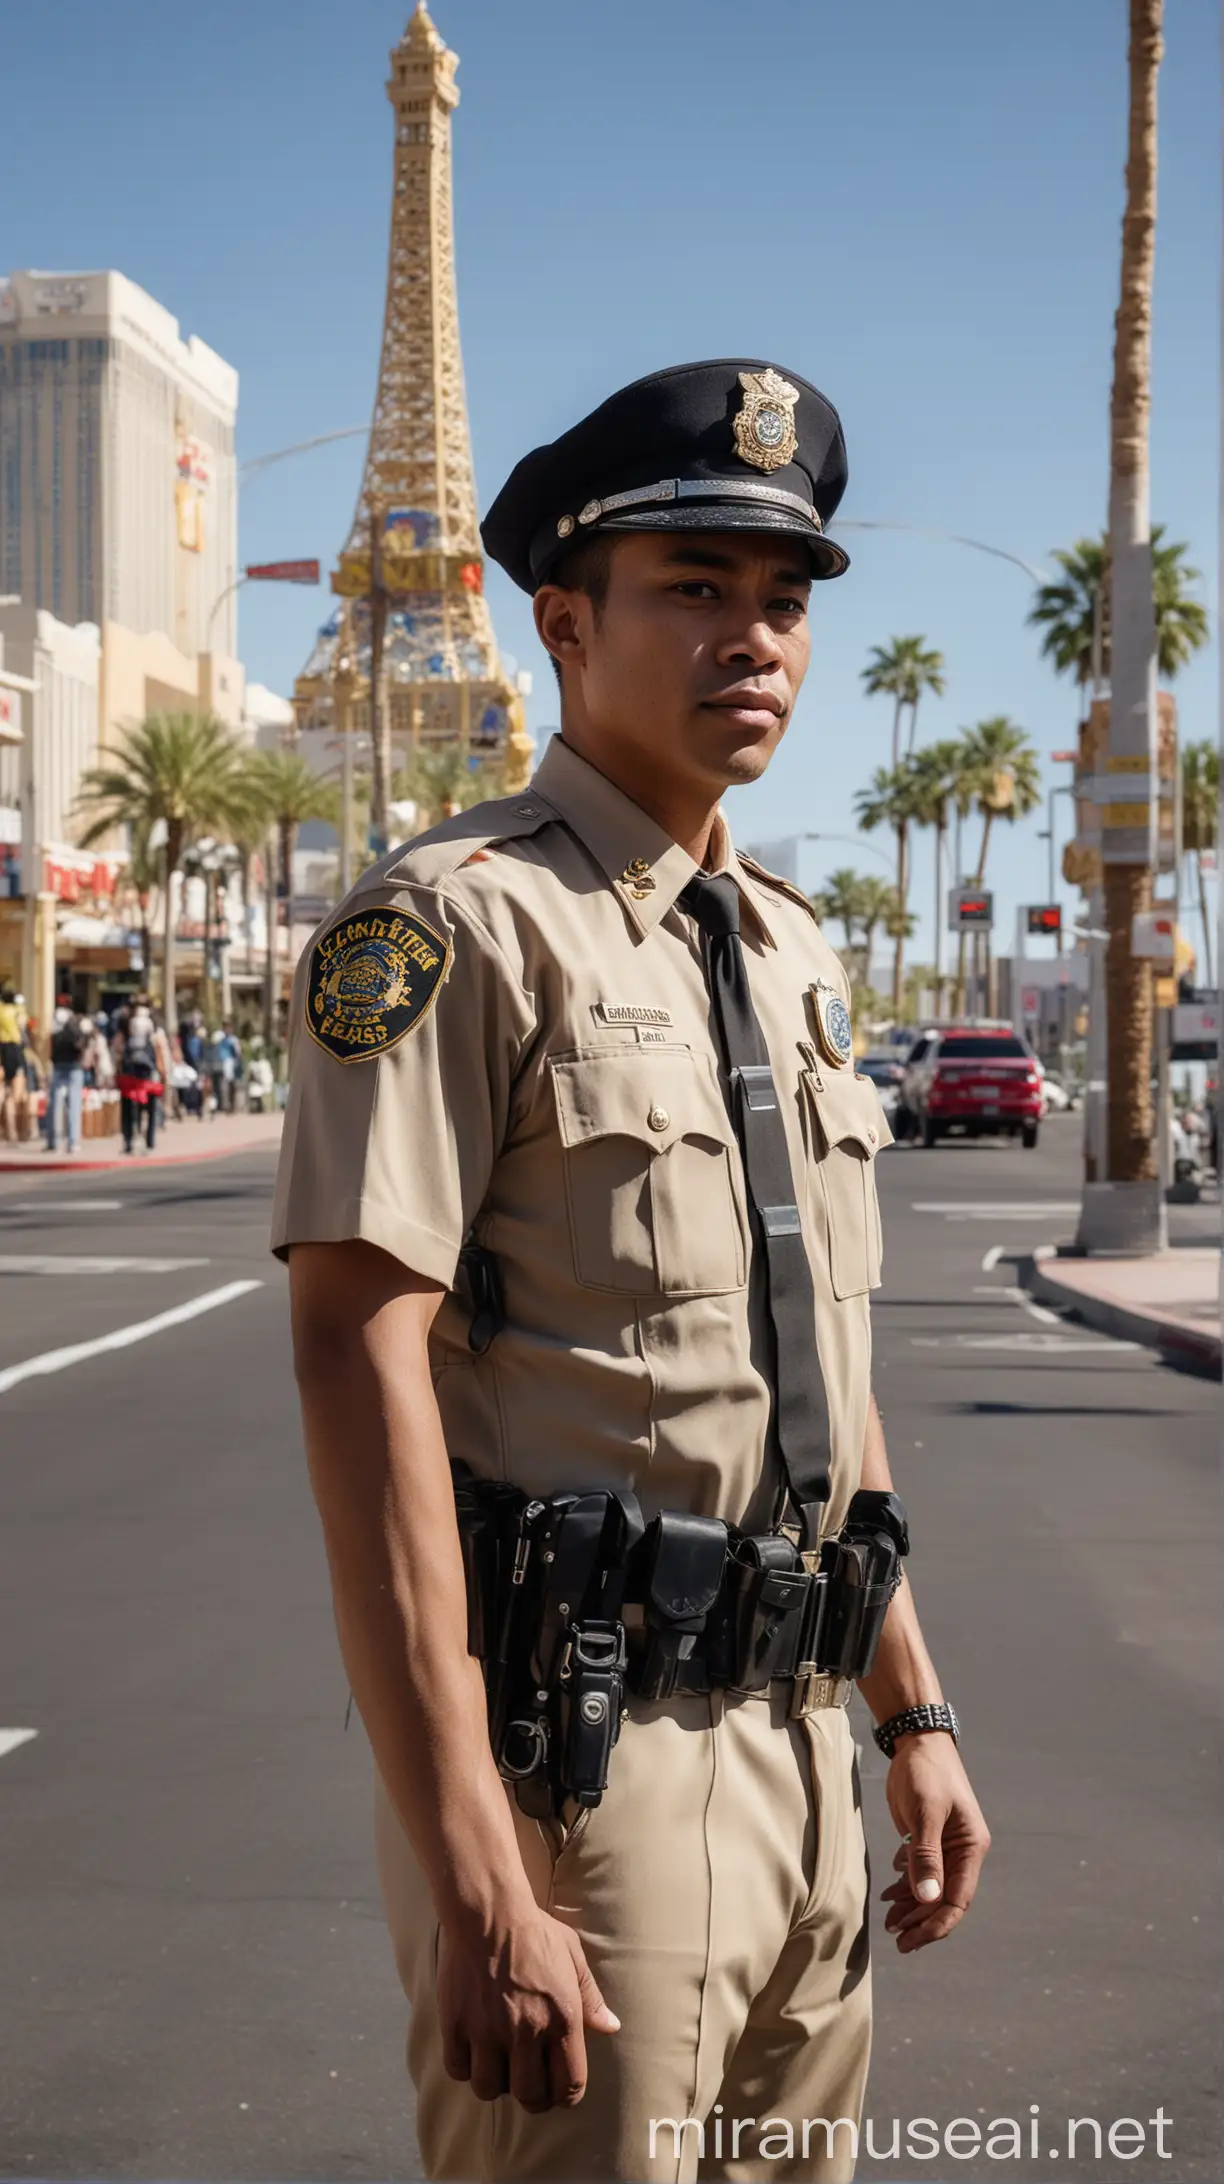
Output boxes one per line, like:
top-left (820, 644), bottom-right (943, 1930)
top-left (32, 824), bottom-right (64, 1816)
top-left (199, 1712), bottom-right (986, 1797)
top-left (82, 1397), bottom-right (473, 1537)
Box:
top-left (539, 533), bottom-right (618, 689)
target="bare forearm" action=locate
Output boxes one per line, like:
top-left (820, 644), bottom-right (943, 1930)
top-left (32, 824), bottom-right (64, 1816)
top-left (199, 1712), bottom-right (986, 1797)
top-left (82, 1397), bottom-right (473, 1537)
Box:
top-left (854, 1391), bottom-right (944, 1723)
top-left (292, 1250), bottom-right (534, 1937)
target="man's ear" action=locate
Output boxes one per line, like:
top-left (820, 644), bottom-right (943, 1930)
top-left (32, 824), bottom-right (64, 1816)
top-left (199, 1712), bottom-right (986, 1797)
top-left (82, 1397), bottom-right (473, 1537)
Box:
top-left (533, 584), bottom-right (588, 676)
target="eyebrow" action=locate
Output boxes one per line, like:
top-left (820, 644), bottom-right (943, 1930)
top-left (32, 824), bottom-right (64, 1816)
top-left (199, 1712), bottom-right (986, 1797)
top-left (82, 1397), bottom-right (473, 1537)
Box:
top-left (660, 543), bottom-right (812, 585)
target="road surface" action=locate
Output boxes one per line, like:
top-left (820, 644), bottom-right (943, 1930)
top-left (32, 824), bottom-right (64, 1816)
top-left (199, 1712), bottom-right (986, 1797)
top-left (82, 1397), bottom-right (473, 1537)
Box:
top-left (0, 1120), bottom-right (1218, 2180)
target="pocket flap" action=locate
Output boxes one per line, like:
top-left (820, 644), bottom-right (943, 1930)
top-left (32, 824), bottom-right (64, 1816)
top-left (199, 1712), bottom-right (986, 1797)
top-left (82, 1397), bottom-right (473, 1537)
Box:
top-left (806, 1069), bottom-right (891, 1158)
top-left (550, 1047), bottom-right (736, 1156)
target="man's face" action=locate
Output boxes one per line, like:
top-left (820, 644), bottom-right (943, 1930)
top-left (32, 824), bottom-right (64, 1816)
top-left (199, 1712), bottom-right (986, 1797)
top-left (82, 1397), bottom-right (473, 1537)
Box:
top-left (536, 530), bottom-right (814, 801)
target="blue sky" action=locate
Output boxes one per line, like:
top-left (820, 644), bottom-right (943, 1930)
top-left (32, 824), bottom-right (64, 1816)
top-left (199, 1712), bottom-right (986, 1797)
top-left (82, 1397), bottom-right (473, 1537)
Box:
top-left (3, 0), bottom-right (1218, 967)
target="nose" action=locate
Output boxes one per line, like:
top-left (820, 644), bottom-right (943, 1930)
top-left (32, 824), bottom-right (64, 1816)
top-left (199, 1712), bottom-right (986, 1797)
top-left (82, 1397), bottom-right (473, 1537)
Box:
top-left (715, 609), bottom-right (782, 673)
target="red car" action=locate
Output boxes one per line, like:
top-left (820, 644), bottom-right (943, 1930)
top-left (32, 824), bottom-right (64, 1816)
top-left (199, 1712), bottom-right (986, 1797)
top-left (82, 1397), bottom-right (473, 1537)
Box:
top-left (900, 1024), bottom-right (1044, 1148)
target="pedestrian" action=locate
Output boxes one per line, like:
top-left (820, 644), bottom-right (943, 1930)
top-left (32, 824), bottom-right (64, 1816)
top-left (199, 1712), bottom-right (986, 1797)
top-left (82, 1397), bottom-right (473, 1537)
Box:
top-left (207, 1018), bottom-right (240, 1116)
top-left (0, 982), bottom-right (24, 1143)
top-left (44, 999), bottom-right (88, 1154)
top-left (274, 361), bottom-right (989, 2183)
top-left (245, 1037), bottom-right (275, 1114)
top-left (114, 994), bottom-right (170, 1154)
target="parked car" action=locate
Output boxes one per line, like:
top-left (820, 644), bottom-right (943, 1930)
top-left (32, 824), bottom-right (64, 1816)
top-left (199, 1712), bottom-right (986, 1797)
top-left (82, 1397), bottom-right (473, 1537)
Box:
top-left (1037, 1068), bottom-right (1076, 1115)
top-left (854, 1050), bottom-right (906, 1117)
top-left (900, 1024), bottom-right (1044, 1148)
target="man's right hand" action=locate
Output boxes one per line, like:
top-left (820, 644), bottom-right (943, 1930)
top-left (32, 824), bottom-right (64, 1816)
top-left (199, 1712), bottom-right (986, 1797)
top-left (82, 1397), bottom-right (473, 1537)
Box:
top-left (437, 1904), bottom-right (620, 2113)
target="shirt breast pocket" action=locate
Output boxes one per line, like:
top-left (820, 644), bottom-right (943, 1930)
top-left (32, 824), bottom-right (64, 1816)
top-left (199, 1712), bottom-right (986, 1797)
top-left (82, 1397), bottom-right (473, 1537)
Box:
top-left (802, 1070), bottom-right (888, 1299)
top-left (549, 1047), bottom-right (747, 1296)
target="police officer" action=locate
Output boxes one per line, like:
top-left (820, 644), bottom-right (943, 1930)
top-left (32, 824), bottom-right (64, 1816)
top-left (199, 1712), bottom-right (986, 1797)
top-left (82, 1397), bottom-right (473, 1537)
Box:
top-left (274, 360), bottom-right (989, 2183)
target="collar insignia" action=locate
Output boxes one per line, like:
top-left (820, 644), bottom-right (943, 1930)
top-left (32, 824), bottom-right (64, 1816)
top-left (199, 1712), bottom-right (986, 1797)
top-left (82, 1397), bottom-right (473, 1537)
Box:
top-left (619, 856), bottom-right (656, 899)
top-left (733, 368), bottom-right (800, 474)
top-left (811, 980), bottom-right (854, 1068)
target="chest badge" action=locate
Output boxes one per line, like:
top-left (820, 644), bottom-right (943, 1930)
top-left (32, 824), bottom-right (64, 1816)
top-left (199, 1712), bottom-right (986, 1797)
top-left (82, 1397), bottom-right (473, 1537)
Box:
top-left (811, 980), bottom-right (854, 1068)
top-left (619, 857), bottom-right (656, 900)
top-left (306, 907), bottom-right (451, 1063)
top-left (733, 368), bottom-right (800, 474)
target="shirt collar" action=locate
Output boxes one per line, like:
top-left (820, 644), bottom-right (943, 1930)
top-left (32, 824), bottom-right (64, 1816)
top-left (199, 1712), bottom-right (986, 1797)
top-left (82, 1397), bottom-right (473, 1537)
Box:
top-left (530, 736), bottom-right (775, 946)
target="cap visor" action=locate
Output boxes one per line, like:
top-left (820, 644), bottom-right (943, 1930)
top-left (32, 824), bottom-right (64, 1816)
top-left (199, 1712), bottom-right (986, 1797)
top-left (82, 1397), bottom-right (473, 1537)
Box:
top-left (597, 501), bottom-right (849, 579)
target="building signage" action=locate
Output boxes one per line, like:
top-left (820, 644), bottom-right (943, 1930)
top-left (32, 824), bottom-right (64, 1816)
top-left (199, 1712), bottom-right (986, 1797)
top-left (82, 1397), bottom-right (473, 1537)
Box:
top-left (1026, 904), bottom-right (1062, 939)
top-left (245, 560), bottom-right (320, 585)
top-left (949, 887), bottom-right (993, 931)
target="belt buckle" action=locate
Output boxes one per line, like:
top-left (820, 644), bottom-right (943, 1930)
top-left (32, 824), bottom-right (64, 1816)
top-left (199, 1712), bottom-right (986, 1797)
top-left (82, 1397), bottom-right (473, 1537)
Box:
top-left (790, 1666), bottom-right (853, 1718)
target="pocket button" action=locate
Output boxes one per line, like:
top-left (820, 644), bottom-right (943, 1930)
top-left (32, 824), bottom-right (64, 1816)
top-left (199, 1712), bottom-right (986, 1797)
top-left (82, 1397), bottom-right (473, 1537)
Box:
top-left (647, 1104), bottom-right (670, 1132)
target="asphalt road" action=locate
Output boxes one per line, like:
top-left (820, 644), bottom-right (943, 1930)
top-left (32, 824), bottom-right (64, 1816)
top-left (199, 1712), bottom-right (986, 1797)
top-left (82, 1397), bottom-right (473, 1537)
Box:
top-left (0, 1120), bottom-right (1219, 2182)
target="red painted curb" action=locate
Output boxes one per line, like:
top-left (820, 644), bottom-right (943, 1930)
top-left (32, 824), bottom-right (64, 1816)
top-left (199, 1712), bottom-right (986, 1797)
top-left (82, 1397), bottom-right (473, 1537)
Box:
top-left (0, 1131), bottom-right (282, 1176)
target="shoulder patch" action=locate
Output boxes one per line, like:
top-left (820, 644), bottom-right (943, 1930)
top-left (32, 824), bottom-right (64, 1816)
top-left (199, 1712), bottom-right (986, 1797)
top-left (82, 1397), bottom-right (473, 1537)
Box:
top-left (736, 853), bottom-right (819, 922)
top-left (305, 904), bottom-right (452, 1064)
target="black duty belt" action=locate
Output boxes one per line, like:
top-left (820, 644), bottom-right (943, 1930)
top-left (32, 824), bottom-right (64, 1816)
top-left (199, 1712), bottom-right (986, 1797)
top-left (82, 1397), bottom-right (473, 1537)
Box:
top-left (452, 1464), bottom-right (908, 1818)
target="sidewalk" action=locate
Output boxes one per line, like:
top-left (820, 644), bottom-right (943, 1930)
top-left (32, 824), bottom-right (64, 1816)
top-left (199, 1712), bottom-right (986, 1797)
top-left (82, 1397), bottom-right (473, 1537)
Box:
top-left (1027, 1246), bottom-right (1221, 1378)
top-left (0, 1110), bottom-right (283, 1175)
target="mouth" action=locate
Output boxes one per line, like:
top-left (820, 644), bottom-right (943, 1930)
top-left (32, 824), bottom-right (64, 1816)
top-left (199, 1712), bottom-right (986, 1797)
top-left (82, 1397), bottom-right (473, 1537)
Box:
top-left (700, 689), bottom-right (786, 730)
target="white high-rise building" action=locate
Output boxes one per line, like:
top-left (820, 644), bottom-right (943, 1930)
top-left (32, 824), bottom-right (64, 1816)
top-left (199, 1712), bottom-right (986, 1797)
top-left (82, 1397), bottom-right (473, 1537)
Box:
top-left (0, 269), bottom-right (239, 660)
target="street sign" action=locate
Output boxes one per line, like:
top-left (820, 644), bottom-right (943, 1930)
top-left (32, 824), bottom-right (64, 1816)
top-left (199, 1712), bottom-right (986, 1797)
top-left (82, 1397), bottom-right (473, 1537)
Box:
top-left (1173, 999), bottom-right (1220, 1044)
top-left (244, 559), bottom-right (320, 584)
top-left (1131, 910), bottom-right (1176, 960)
top-left (1050, 749), bottom-right (1078, 763)
top-left (1026, 904), bottom-right (1062, 939)
top-left (949, 886), bottom-right (993, 931)
top-left (1021, 985), bottom-right (1040, 1020)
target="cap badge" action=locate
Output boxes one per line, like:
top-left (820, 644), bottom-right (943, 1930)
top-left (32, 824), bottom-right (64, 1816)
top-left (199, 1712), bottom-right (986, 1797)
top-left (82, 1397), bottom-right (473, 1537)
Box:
top-left (810, 979), bottom-right (854, 1068)
top-left (733, 368), bottom-right (800, 474)
top-left (619, 857), bottom-right (656, 900)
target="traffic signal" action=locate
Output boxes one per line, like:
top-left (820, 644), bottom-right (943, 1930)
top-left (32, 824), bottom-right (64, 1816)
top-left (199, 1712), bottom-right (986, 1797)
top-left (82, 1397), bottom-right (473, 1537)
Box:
top-left (1026, 904), bottom-right (1062, 939)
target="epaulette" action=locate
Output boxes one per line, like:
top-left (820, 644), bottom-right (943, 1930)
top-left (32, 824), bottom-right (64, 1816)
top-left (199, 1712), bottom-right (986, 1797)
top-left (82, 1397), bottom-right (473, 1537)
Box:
top-left (736, 852), bottom-right (819, 923)
top-left (356, 793), bottom-right (555, 896)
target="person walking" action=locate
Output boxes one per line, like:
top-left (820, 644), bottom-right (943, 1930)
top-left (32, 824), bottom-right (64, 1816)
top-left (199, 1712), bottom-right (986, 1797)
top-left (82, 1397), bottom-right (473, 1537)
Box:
top-left (114, 995), bottom-right (170, 1155)
top-left (207, 1019), bottom-right (240, 1116)
top-left (0, 983), bottom-right (24, 1143)
top-left (44, 1001), bottom-right (88, 1154)
top-left (273, 363), bottom-right (989, 2183)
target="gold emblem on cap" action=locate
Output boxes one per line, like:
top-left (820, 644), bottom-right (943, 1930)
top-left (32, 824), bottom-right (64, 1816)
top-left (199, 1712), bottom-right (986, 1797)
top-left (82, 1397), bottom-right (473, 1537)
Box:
top-left (810, 979), bottom-right (854, 1068)
top-left (733, 368), bottom-right (800, 474)
top-left (556, 513), bottom-right (575, 539)
top-left (620, 856), bottom-right (656, 900)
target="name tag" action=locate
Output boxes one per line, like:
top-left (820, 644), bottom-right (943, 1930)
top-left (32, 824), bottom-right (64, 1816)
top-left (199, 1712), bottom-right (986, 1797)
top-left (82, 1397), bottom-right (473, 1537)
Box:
top-left (591, 1002), bottom-right (674, 1028)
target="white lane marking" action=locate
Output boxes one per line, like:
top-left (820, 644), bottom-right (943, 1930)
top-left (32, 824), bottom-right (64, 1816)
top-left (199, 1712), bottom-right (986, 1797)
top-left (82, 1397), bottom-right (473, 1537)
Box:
top-left (0, 1255), bottom-right (209, 1275)
top-left (2, 1199), bottom-right (124, 1212)
top-left (0, 1728), bottom-right (38, 1760)
top-left (971, 1283), bottom-right (1063, 1324)
top-left (912, 1332), bottom-right (1141, 1353)
top-left (0, 1279), bottom-right (262, 1399)
top-left (912, 1202), bottom-right (1079, 1216)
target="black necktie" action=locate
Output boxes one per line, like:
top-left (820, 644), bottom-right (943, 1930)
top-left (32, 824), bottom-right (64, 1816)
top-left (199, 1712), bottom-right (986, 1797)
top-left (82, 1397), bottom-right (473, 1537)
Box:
top-left (679, 873), bottom-right (831, 1538)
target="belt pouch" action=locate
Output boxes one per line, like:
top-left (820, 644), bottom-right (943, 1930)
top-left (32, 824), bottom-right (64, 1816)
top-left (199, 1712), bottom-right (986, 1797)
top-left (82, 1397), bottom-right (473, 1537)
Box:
top-left (726, 1534), bottom-right (809, 1689)
top-left (634, 1512), bottom-right (728, 1701)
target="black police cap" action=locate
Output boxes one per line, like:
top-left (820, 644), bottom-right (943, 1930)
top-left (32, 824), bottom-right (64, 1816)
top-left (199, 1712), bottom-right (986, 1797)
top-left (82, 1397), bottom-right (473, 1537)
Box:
top-left (481, 358), bottom-right (849, 595)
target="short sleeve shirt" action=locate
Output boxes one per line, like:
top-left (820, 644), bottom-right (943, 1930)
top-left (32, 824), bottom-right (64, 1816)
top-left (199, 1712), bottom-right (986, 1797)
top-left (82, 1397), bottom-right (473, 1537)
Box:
top-left (272, 736), bottom-right (890, 1537)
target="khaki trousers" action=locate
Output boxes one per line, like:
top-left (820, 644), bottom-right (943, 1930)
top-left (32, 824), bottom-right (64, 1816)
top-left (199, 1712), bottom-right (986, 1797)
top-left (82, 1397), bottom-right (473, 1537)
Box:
top-left (373, 1690), bottom-right (872, 2183)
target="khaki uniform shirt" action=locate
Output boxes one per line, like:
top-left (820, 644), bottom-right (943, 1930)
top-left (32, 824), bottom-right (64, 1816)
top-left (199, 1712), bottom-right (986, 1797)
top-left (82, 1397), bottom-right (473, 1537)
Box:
top-left (272, 736), bottom-right (890, 1538)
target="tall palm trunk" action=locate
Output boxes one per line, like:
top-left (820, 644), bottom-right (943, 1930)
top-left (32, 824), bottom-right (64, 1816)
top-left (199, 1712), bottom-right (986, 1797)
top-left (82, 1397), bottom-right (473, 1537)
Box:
top-left (1197, 851), bottom-right (1214, 986)
top-left (932, 813), bottom-right (946, 1015)
top-left (892, 821), bottom-right (909, 1015)
top-left (891, 696), bottom-right (903, 772)
top-left (1103, 0), bottom-right (1162, 1186)
top-left (162, 821), bottom-right (183, 1035)
top-left (974, 810), bottom-right (994, 885)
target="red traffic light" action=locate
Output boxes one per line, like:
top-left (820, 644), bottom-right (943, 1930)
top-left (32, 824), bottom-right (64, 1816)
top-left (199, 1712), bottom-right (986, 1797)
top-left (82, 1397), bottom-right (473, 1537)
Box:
top-left (1026, 904), bottom-right (1062, 937)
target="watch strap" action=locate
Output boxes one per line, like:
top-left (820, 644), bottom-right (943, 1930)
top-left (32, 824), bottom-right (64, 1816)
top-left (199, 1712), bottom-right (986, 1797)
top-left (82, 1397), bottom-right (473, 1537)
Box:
top-left (872, 1700), bottom-right (960, 1759)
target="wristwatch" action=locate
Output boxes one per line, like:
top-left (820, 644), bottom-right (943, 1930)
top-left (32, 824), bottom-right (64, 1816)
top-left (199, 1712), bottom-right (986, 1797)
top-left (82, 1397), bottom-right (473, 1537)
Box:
top-left (872, 1701), bottom-right (960, 1759)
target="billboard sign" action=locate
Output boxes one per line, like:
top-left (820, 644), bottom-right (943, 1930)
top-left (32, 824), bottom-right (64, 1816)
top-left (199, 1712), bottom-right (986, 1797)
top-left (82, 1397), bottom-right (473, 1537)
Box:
top-left (1026, 904), bottom-right (1062, 939)
top-left (949, 887), bottom-right (993, 931)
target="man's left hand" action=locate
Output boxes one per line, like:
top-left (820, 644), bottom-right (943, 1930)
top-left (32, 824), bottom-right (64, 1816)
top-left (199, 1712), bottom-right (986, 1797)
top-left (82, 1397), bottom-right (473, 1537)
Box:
top-left (880, 1734), bottom-right (990, 1953)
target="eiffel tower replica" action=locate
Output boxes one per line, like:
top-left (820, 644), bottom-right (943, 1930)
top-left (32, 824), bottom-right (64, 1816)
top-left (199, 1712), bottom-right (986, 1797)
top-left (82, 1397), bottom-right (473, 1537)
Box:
top-left (294, 1), bottom-right (532, 842)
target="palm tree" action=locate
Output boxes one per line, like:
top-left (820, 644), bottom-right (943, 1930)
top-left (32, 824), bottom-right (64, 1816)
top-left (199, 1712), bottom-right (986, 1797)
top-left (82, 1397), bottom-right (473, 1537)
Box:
top-left (959, 718), bottom-right (1042, 884)
top-left (1028, 529), bottom-right (1207, 718)
top-left (1100, 0), bottom-right (1164, 1193)
top-left (1181, 740), bottom-right (1218, 986)
top-left (861, 637), bottom-right (947, 767)
top-left (393, 746), bottom-right (506, 832)
top-left (113, 820), bottom-right (159, 986)
top-left (245, 750), bottom-right (340, 965)
top-left (857, 875), bottom-right (898, 995)
top-left (908, 739), bottom-right (966, 1016)
top-left (76, 712), bottom-right (252, 1034)
top-left (854, 759), bottom-right (928, 1014)
top-left (810, 868), bottom-right (866, 969)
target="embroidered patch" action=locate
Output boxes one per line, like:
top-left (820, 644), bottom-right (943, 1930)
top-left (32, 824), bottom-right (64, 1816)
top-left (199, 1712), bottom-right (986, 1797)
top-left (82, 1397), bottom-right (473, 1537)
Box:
top-left (306, 907), bottom-right (451, 1063)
